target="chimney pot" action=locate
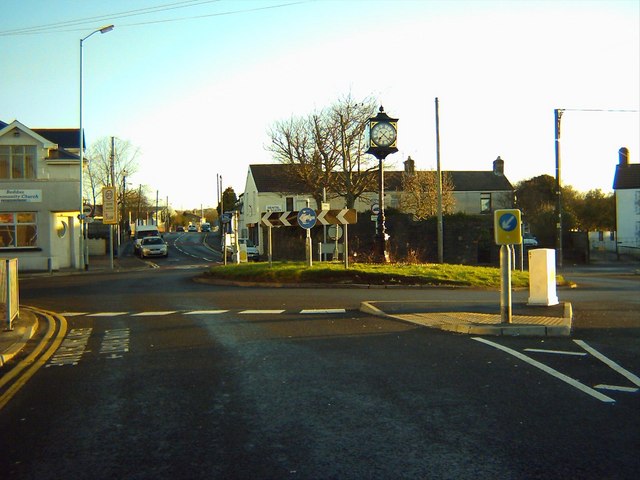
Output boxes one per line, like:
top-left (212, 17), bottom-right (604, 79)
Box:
top-left (619, 147), bottom-right (629, 166)
top-left (493, 156), bottom-right (504, 175)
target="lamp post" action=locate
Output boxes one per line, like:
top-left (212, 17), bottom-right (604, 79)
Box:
top-left (79, 24), bottom-right (114, 270)
top-left (366, 106), bottom-right (398, 263)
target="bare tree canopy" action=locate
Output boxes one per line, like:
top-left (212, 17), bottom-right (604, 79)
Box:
top-left (267, 94), bottom-right (379, 209)
top-left (86, 137), bottom-right (140, 206)
top-left (400, 170), bottom-right (456, 219)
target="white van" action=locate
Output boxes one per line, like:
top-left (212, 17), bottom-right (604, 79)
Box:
top-left (133, 225), bottom-right (160, 253)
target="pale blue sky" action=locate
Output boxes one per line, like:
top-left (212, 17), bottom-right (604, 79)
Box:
top-left (2, 0), bottom-right (638, 209)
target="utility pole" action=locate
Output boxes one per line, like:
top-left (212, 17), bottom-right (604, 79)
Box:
top-left (435, 98), bottom-right (444, 264)
top-left (554, 108), bottom-right (563, 269)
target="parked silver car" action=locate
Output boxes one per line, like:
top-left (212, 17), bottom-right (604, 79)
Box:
top-left (139, 236), bottom-right (168, 258)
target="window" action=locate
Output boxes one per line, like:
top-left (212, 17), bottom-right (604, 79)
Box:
top-left (0, 145), bottom-right (37, 179)
top-left (286, 197), bottom-right (294, 211)
top-left (480, 193), bottom-right (491, 214)
top-left (0, 212), bottom-right (37, 248)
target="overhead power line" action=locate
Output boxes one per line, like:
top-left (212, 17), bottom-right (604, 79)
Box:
top-left (0, 0), bottom-right (220, 36)
top-left (0, 0), bottom-right (312, 36)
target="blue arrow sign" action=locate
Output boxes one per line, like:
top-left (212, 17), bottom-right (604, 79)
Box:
top-left (297, 207), bottom-right (317, 229)
top-left (499, 213), bottom-right (518, 232)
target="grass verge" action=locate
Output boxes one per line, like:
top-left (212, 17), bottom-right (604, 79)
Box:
top-left (204, 261), bottom-right (537, 288)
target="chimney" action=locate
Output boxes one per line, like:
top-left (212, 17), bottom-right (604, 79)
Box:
top-left (493, 156), bottom-right (504, 175)
top-left (404, 156), bottom-right (415, 174)
top-left (619, 147), bottom-right (629, 166)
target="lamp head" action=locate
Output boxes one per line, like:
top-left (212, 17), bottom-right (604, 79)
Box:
top-left (99, 25), bottom-right (114, 34)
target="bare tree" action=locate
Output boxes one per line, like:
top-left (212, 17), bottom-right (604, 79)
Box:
top-left (400, 170), bottom-right (456, 219)
top-left (329, 95), bottom-right (379, 208)
top-left (267, 94), bottom-right (379, 209)
top-left (86, 137), bottom-right (140, 207)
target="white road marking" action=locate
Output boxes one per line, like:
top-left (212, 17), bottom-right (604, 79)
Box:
top-left (184, 310), bottom-right (229, 315)
top-left (52, 308), bottom-right (349, 317)
top-left (524, 348), bottom-right (587, 356)
top-left (472, 337), bottom-right (616, 403)
top-left (300, 309), bottom-right (347, 314)
top-left (100, 328), bottom-right (130, 359)
top-left (132, 311), bottom-right (177, 316)
top-left (594, 384), bottom-right (639, 393)
top-left (574, 339), bottom-right (640, 387)
top-left (46, 328), bottom-right (93, 367)
top-left (239, 310), bottom-right (286, 314)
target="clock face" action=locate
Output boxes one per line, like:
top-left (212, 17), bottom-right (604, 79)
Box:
top-left (371, 121), bottom-right (397, 147)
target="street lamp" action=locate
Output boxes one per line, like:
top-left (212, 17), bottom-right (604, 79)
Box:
top-left (79, 24), bottom-right (114, 270)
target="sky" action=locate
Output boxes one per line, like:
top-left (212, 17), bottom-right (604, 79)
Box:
top-left (1, 0), bottom-right (638, 210)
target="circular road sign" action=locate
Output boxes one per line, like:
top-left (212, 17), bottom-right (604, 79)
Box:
top-left (371, 203), bottom-right (380, 215)
top-left (297, 207), bottom-right (317, 229)
top-left (498, 212), bottom-right (518, 232)
top-left (328, 224), bottom-right (343, 240)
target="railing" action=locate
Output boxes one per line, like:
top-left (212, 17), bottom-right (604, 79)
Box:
top-left (1, 258), bottom-right (19, 330)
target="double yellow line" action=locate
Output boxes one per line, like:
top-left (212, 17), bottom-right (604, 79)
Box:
top-left (0, 308), bottom-right (67, 410)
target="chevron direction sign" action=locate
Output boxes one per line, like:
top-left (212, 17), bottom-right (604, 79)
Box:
top-left (261, 211), bottom-right (298, 227)
top-left (261, 209), bottom-right (356, 227)
top-left (317, 209), bottom-right (357, 225)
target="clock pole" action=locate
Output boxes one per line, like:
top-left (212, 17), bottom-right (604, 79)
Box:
top-left (367, 106), bottom-right (398, 263)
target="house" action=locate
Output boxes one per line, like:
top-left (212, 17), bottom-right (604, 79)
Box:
top-left (613, 147), bottom-right (640, 258)
top-left (239, 156), bottom-right (514, 253)
top-left (0, 119), bottom-right (84, 271)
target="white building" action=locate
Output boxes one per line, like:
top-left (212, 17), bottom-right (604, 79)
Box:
top-left (0, 120), bottom-right (84, 271)
top-left (613, 147), bottom-right (640, 258)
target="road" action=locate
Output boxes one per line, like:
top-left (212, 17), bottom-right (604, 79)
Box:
top-left (1, 238), bottom-right (638, 479)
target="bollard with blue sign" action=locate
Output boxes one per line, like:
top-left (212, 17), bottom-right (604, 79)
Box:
top-left (494, 209), bottom-right (523, 323)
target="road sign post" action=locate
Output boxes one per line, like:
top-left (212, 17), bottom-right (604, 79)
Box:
top-left (494, 209), bottom-right (522, 323)
top-left (298, 207), bottom-right (316, 267)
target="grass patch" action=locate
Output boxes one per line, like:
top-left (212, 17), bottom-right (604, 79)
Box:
top-left (205, 261), bottom-right (532, 288)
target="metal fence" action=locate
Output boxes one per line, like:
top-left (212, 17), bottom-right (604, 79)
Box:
top-left (1, 258), bottom-right (19, 330)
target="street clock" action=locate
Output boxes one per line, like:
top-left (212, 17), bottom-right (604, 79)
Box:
top-left (367, 106), bottom-right (398, 158)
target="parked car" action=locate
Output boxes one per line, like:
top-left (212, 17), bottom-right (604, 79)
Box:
top-left (139, 236), bottom-right (168, 258)
top-left (523, 233), bottom-right (539, 247)
top-left (225, 238), bottom-right (260, 261)
top-left (188, 224), bottom-right (198, 232)
top-left (176, 225), bottom-right (185, 232)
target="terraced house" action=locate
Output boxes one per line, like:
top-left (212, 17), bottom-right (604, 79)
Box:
top-left (239, 156), bottom-right (514, 254)
top-left (0, 119), bottom-right (84, 271)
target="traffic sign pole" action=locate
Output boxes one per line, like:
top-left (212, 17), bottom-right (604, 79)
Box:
top-left (500, 245), bottom-right (512, 323)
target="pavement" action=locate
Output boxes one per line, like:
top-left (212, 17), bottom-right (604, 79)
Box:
top-left (360, 300), bottom-right (572, 337)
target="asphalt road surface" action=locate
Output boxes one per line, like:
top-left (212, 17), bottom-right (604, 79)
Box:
top-left (1, 251), bottom-right (638, 479)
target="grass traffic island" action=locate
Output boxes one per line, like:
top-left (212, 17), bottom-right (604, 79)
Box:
top-left (202, 261), bottom-right (538, 288)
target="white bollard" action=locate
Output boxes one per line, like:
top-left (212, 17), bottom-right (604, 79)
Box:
top-left (528, 249), bottom-right (559, 306)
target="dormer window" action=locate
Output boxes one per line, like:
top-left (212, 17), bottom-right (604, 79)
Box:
top-left (0, 145), bottom-right (37, 179)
